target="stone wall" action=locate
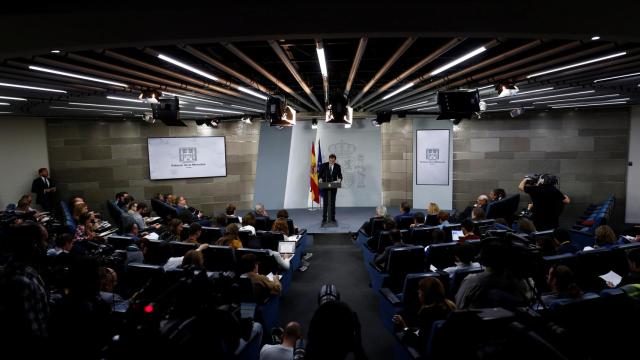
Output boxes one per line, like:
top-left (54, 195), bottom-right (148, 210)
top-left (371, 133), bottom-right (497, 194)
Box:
top-left (46, 119), bottom-right (260, 218)
top-left (380, 108), bottom-right (630, 224)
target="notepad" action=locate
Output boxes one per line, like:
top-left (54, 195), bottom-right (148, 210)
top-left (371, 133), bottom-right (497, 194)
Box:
top-left (145, 232), bottom-right (159, 240)
top-left (599, 270), bottom-right (622, 287)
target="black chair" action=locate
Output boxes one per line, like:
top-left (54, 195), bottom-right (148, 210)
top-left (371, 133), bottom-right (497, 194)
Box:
top-left (257, 231), bottom-right (281, 252)
top-left (106, 235), bottom-right (135, 250)
top-left (180, 225), bottom-right (190, 241)
top-left (286, 219), bottom-right (295, 235)
top-left (473, 219), bottom-right (495, 236)
top-left (425, 214), bottom-right (440, 226)
top-left (370, 218), bottom-right (385, 238)
top-left (238, 230), bottom-right (253, 247)
top-left (254, 216), bottom-right (271, 231)
top-left (202, 245), bottom-right (236, 272)
top-left (199, 227), bottom-right (223, 244)
top-left (442, 224), bottom-right (462, 242)
top-left (367, 231), bottom-right (394, 253)
top-left (485, 194), bottom-right (521, 221)
top-left (168, 241), bottom-right (198, 257)
top-left (426, 242), bottom-right (459, 270)
top-left (397, 216), bottom-right (415, 230)
top-left (235, 248), bottom-right (279, 276)
top-left (226, 216), bottom-right (240, 225)
top-left (408, 226), bottom-right (437, 246)
top-left (381, 245), bottom-right (426, 293)
top-left (122, 263), bottom-right (164, 298)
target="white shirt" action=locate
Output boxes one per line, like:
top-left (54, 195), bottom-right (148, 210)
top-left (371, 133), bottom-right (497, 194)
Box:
top-left (239, 225), bottom-right (256, 236)
top-left (260, 344), bottom-right (293, 360)
top-left (41, 176), bottom-right (49, 187)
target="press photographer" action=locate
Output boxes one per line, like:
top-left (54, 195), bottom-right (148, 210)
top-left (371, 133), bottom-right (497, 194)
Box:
top-left (518, 174), bottom-right (570, 231)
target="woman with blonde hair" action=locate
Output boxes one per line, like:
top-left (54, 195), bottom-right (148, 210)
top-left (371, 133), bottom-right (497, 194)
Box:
top-left (427, 202), bottom-right (440, 216)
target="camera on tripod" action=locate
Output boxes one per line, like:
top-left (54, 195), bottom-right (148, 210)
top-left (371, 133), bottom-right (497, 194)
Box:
top-left (524, 173), bottom-right (558, 186)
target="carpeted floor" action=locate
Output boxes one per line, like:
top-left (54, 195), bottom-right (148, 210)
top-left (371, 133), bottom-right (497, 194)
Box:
top-left (278, 233), bottom-right (395, 359)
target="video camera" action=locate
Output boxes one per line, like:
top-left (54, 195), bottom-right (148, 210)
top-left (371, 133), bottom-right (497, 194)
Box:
top-left (524, 173), bottom-right (558, 186)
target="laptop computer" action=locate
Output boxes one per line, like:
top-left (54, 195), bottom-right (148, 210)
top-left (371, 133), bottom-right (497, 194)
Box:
top-left (278, 241), bottom-right (296, 255)
top-left (451, 230), bottom-right (464, 241)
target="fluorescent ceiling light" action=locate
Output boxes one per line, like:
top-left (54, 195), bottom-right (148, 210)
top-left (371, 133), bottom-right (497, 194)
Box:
top-left (0, 102), bottom-right (9, 106)
top-left (430, 46), bottom-right (487, 76)
top-left (533, 94), bottom-right (620, 104)
top-left (316, 47), bottom-right (328, 77)
top-left (0, 96), bottom-right (27, 101)
top-left (591, 36), bottom-right (600, 41)
top-left (509, 90), bottom-right (595, 103)
top-left (382, 82), bottom-right (415, 100)
top-left (68, 102), bottom-right (148, 110)
top-left (392, 100), bottom-right (433, 111)
top-left (593, 72), bottom-right (640, 83)
top-left (237, 86), bottom-right (268, 100)
top-left (195, 106), bottom-right (243, 114)
top-left (180, 110), bottom-right (222, 116)
top-left (477, 84), bottom-right (494, 90)
top-left (161, 91), bottom-right (223, 105)
top-left (50, 106), bottom-right (132, 113)
top-left (29, 65), bottom-right (128, 87)
top-left (106, 96), bottom-right (143, 103)
top-left (417, 106), bottom-right (439, 111)
top-left (483, 87), bottom-right (554, 101)
top-left (527, 52), bottom-right (627, 78)
top-left (230, 104), bottom-right (263, 112)
top-left (0, 111), bottom-right (12, 114)
top-left (158, 54), bottom-right (218, 82)
top-left (486, 106), bottom-right (535, 112)
top-left (485, 102), bottom-right (498, 105)
top-left (0, 81), bottom-right (66, 93)
top-left (551, 101), bottom-right (628, 109)
top-left (548, 98), bottom-right (629, 107)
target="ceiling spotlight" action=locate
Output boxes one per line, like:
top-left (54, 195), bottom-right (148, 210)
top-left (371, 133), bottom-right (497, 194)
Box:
top-left (204, 119), bottom-right (219, 128)
top-left (241, 116), bottom-right (252, 124)
top-left (142, 113), bottom-right (156, 124)
top-left (510, 108), bottom-right (525, 118)
top-left (139, 89), bottom-right (162, 104)
top-left (311, 118), bottom-right (318, 130)
top-left (498, 84), bottom-right (519, 98)
top-left (371, 119), bottom-right (380, 127)
top-left (266, 96), bottom-right (296, 127)
top-left (325, 93), bottom-right (353, 124)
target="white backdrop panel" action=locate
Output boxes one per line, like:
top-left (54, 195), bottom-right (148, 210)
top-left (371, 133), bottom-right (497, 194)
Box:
top-left (315, 120), bottom-right (382, 207)
top-left (416, 129), bottom-right (450, 185)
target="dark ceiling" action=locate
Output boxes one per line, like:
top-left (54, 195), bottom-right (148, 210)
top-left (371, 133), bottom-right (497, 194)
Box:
top-left (1, 2), bottom-right (639, 120)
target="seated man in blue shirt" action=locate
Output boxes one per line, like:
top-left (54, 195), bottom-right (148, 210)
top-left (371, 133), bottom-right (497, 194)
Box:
top-left (394, 201), bottom-right (413, 225)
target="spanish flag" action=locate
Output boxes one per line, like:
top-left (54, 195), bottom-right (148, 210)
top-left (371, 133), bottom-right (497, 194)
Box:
top-left (310, 141), bottom-right (320, 204)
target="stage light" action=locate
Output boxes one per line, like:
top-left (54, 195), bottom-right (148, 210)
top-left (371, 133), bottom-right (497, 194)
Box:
top-left (498, 84), bottom-right (519, 98)
top-left (266, 96), bottom-right (296, 127)
top-left (29, 65), bottom-right (128, 87)
top-left (325, 93), bottom-right (353, 124)
top-left (241, 116), bottom-right (252, 124)
top-left (311, 118), bottom-right (318, 130)
top-left (375, 112), bottom-right (392, 126)
top-left (138, 89), bottom-right (162, 104)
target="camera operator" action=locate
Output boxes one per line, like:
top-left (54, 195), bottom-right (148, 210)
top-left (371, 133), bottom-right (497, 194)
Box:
top-left (518, 174), bottom-right (570, 231)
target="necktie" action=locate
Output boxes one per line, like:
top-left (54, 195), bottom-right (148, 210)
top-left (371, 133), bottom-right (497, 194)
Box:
top-left (330, 165), bottom-right (333, 176)
top-left (44, 177), bottom-right (49, 187)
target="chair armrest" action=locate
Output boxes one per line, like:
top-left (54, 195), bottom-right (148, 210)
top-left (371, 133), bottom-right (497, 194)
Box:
top-left (369, 261), bottom-right (384, 273)
top-left (380, 287), bottom-right (401, 305)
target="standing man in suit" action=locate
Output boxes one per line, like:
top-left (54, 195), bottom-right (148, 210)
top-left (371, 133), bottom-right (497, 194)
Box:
top-left (31, 167), bottom-right (56, 212)
top-left (318, 154), bottom-right (343, 223)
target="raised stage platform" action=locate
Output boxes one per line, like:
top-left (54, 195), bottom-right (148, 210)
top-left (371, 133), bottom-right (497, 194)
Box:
top-left (265, 207), bottom-right (404, 234)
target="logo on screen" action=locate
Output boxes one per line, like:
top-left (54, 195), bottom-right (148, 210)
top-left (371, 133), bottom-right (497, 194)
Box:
top-left (426, 148), bottom-right (439, 160)
top-left (179, 147), bottom-right (197, 162)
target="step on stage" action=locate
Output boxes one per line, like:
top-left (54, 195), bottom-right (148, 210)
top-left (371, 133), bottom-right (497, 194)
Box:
top-left (284, 207), bottom-right (376, 234)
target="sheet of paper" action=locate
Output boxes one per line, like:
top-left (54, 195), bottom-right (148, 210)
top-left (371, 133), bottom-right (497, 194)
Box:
top-left (267, 272), bottom-right (283, 281)
top-left (288, 235), bottom-right (300, 242)
top-left (145, 232), bottom-right (159, 240)
top-left (429, 264), bottom-right (438, 272)
top-left (599, 270), bottom-right (622, 287)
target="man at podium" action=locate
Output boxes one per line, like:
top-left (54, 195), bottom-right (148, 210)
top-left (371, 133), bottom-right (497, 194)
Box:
top-left (318, 154), bottom-right (343, 223)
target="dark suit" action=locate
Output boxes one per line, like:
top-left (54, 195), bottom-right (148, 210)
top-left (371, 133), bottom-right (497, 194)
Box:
top-left (318, 162), bottom-right (342, 222)
top-left (31, 176), bottom-right (56, 211)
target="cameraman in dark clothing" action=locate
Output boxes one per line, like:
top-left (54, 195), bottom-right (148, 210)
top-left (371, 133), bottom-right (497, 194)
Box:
top-left (518, 174), bottom-right (570, 231)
